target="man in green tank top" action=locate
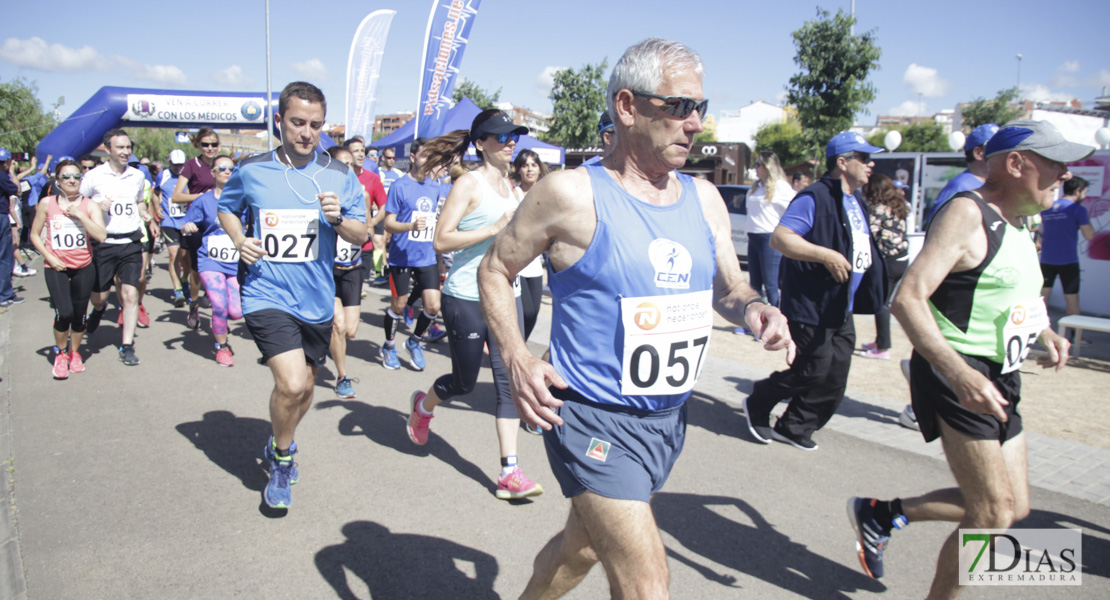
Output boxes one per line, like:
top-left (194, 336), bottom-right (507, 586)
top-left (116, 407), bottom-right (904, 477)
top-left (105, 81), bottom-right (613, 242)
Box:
top-left (847, 120), bottom-right (1093, 596)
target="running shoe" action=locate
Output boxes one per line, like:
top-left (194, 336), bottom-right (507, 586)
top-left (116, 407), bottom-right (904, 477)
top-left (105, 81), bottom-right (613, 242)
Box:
top-left (861, 342), bottom-right (878, 351)
top-left (263, 437), bottom-right (299, 484)
top-left (379, 344), bottom-right (401, 370)
top-left (858, 348), bottom-right (890, 360)
top-left (14, 265), bottom-right (36, 277)
top-left (771, 425), bottom-right (818, 451)
top-left (407, 391), bottom-right (434, 445)
top-left (496, 467), bottom-right (544, 500)
top-left (422, 324), bottom-right (447, 343)
top-left (742, 397), bottom-right (773, 444)
top-left (847, 497), bottom-right (895, 579)
top-left (145, 264), bottom-right (153, 282)
top-left (116, 309), bottom-right (124, 326)
top-left (898, 405), bottom-right (919, 431)
top-left (0, 296), bottom-right (25, 308)
top-left (265, 458), bottom-right (295, 509)
top-left (405, 337), bottom-right (426, 371)
top-left (335, 376), bottom-right (356, 398)
top-left (900, 359), bottom-right (911, 383)
top-left (118, 344), bottom-right (140, 366)
top-left (373, 275), bottom-right (389, 286)
top-left (187, 302), bottom-right (200, 330)
top-left (68, 352), bottom-right (85, 374)
top-left (52, 351), bottom-right (70, 380)
top-left (404, 305), bottom-right (416, 328)
top-left (199, 293), bottom-right (211, 309)
top-left (172, 289), bottom-right (187, 308)
top-left (86, 307), bottom-right (104, 333)
top-left (137, 305), bottom-right (150, 328)
top-left (216, 344), bottom-right (235, 367)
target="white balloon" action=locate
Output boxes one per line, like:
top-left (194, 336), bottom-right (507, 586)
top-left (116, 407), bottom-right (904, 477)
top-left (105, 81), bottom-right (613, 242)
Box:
top-left (949, 131), bottom-right (966, 151)
top-left (884, 130), bottom-right (902, 152)
top-left (1095, 127), bottom-right (1110, 147)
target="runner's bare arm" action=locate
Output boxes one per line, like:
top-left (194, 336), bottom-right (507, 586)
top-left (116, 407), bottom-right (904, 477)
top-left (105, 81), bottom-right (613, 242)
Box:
top-left (694, 179), bottom-right (794, 363)
top-left (29, 202), bottom-right (64, 271)
top-left (1036, 327), bottom-right (1069, 371)
top-left (478, 172), bottom-right (589, 430)
top-left (890, 196), bottom-right (1009, 421)
top-left (320, 192), bottom-right (367, 246)
top-left (171, 175), bottom-right (201, 204)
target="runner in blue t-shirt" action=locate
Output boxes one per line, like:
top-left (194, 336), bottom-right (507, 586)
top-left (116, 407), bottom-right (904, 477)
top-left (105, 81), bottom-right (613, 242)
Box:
top-left (156, 150), bottom-right (190, 307)
top-left (183, 155), bottom-right (245, 367)
top-left (217, 82), bottom-right (367, 510)
top-left (924, 124), bottom-right (998, 228)
top-left (1040, 176), bottom-right (1096, 341)
top-left (379, 137), bottom-right (444, 371)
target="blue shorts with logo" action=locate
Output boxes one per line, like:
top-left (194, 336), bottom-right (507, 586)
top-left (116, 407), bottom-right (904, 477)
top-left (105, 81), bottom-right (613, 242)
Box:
top-left (544, 387), bottom-right (686, 503)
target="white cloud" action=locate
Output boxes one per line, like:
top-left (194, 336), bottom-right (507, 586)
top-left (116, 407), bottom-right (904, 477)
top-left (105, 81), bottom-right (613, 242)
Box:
top-left (1061, 60), bottom-right (1081, 73)
top-left (290, 58), bottom-right (328, 81)
top-left (0, 36), bottom-right (111, 72)
top-left (212, 65), bottom-right (254, 87)
top-left (1051, 61), bottom-right (1082, 87)
top-left (1087, 69), bottom-right (1110, 88)
top-left (114, 56), bottom-right (187, 86)
top-left (1020, 84), bottom-right (1074, 103)
top-left (888, 100), bottom-right (926, 117)
top-left (902, 63), bottom-right (950, 98)
top-left (536, 65), bottom-right (565, 96)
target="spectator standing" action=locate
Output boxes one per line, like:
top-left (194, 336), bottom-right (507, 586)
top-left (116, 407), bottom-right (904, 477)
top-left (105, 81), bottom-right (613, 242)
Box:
top-left (1040, 176), bottom-right (1096, 342)
top-left (745, 150), bottom-right (794, 307)
top-left (859, 174), bottom-right (910, 360)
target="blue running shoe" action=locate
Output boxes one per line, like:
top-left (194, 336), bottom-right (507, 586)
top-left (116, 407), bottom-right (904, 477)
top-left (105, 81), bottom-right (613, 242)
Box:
top-left (405, 337), bottom-right (426, 371)
top-left (265, 458), bottom-right (295, 509)
top-left (172, 289), bottom-right (187, 308)
top-left (380, 344), bottom-right (401, 370)
top-left (404, 305), bottom-right (416, 328)
top-left (422, 324), bottom-right (447, 343)
top-left (336, 376), bottom-right (356, 398)
top-left (263, 436), bottom-right (298, 484)
top-left (847, 497), bottom-right (898, 579)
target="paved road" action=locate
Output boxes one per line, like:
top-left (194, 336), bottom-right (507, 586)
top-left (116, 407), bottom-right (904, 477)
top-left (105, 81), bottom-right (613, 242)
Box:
top-left (2, 257), bottom-right (1107, 599)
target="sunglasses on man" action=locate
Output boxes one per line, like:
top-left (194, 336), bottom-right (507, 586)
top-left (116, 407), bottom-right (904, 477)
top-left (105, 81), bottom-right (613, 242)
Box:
top-left (630, 91), bottom-right (709, 120)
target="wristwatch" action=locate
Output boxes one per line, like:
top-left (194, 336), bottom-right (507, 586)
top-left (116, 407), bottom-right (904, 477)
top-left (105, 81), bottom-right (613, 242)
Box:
top-left (329, 214), bottom-right (344, 227)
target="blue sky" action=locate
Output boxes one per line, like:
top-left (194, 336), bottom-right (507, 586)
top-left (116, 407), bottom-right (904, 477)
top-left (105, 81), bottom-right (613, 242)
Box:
top-left (3, 0), bottom-right (1109, 132)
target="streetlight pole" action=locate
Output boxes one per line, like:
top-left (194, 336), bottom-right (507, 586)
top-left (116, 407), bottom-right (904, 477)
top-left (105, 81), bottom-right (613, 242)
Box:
top-left (266, 0), bottom-right (274, 152)
top-left (1016, 53), bottom-right (1023, 92)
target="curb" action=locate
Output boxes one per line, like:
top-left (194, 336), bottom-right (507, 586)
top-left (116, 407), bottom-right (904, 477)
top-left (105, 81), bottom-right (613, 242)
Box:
top-left (0, 301), bottom-right (27, 600)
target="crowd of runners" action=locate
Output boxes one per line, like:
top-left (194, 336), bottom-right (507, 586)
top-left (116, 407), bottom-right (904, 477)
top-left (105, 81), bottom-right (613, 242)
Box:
top-left (1, 35), bottom-right (1096, 599)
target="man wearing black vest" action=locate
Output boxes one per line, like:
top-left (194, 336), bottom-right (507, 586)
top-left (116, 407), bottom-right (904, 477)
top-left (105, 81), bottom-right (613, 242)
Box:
top-left (743, 131), bottom-right (887, 450)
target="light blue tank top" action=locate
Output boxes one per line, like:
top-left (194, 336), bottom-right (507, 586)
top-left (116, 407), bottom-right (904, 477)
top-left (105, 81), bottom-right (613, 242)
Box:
top-left (442, 170), bottom-right (519, 301)
top-left (548, 165), bottom-right (717, 411)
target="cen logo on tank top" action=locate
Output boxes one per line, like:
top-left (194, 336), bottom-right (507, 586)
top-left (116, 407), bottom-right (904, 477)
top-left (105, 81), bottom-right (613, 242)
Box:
top-left (649, 238), bottom-right (694, 289)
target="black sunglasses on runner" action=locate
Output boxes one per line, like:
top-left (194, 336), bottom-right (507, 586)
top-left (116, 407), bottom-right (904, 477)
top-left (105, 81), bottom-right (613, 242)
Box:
top-left (199, 142), bottom-right (219, 148)
top-left (631, 91), bottom-right (709, 120)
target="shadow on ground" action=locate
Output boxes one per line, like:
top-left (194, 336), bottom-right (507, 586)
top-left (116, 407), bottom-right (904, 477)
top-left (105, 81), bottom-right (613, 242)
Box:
top-left (315, 521), bottom-right (499, 599)
top-left (654, 492), bottom-right (885, 599)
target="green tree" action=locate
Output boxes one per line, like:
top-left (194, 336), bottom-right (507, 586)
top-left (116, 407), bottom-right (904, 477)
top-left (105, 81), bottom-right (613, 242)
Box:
top-left (452, 79), bottom-right (501, 110)
top-left (753, 120), bottom-right (809, 167)
top-left (125, 127), bottom-right (188, 162)
top-left (961, 87), bottom-right (1023, 131)
top-left (786, 9), bottom-right (882, 160)
top-left (544, 60), bottom-right (609, 149)
top-left (0, 77), bottom-right (55, 154)
top-left (867, 121), bottom-right (949, 153)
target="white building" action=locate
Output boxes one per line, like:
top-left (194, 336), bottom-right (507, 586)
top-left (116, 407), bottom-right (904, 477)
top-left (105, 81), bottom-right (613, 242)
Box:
top-left (716, 100), bottom-right (787, 147)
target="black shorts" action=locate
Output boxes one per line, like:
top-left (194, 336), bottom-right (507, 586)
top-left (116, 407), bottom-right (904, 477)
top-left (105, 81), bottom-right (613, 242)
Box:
top-left (388, 264), bottom-right (439, 298)
top-left (1041, 262), bottom-right (1080, 295)
top-left (181, 232), bottom-right (201, 271)
top-left (93, 241), bottom-right (144, 292)
top-left (333, 265), bottom-right (363, 307)
top-left (162, 226), bottom-right (182, 246)
top-left (244, 308), bottom-right (332, 367)
top-left (910, 350), bottom-right (1022, 444)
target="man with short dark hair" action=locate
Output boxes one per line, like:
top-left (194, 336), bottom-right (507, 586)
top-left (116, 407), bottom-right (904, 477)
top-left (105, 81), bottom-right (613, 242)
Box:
top-left (79, 130), bottom-right (153, 364)
top-left (849, 120), bottom-right (1088, 597)
top-left (478, 37), bottom-right (793, 598)
top-left (0, 148), bottom-right (23, 306)
top-left (1040, 175), bottom-right (1095, 340)
top-left (743, 131), bottom-right (888, 451)
top-left (344, 137), bottom-right (388, 292)
top-left (79, 155), bottom-right (98, 172)
top-left (218, 81), bottom-right (367, 509)
top-left (582, 111), bottom-right (616, 166)
top-left (925, 123), bottom-right (999, 226)
top-left (791, 170), bottom-right (812, 192)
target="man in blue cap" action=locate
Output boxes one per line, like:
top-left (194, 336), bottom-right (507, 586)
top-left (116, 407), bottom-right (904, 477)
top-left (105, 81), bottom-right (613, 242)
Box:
top-left (0, 148), bottom-right (24, 306)
top-left (924, 123), bottom-right (999, 227)
top-left (582, 111), bottom-right (616, 167)
top-left (743, 131), bottom-right (888, 450)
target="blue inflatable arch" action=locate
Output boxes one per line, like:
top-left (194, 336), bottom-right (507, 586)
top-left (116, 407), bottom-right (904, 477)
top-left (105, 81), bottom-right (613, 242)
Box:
top-left (35, 86), bottom-right (287, 163)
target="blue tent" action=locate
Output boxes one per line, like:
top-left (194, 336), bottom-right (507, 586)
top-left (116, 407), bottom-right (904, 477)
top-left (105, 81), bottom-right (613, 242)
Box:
top-left (374, 98), bottom-right (564, 165)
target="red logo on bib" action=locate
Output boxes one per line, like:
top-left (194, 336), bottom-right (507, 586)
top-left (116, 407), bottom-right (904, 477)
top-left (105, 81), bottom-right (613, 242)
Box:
top-left (264, 212), bottom-right (279, 227)
top-left (1011, 305), bottom-right (1026, 325)
top-left (633, 302), bottom-right (661, 331)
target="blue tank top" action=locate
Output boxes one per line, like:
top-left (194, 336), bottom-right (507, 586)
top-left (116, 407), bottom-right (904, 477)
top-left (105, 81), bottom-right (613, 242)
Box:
top-left (548, 165), bottom-right (717, 411)
top-left (442, 170), bottom-right (518, 301)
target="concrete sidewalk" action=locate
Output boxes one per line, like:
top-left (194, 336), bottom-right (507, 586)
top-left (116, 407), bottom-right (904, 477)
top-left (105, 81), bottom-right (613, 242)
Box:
top-left (2, 259), bottom-right (1108, 599)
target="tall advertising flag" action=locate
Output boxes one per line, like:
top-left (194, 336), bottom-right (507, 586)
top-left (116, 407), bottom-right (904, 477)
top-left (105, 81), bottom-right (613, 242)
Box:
top-left (345, 9), bottom-right (397, 142)
top-left (414, 0), bottom-right (482, 139)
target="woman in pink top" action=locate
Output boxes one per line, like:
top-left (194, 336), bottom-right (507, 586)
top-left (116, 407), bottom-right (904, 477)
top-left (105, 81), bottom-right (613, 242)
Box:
top-left (29, 159), bottom-right (107, 379)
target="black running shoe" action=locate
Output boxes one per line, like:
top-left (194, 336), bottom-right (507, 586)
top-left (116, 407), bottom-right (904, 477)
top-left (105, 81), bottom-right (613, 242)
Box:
top-left (742, 397), bottom-right (773, 444)
top-left (118, 344), bottom-right (140, 366)
top-left (847, 497), bottom-right (892, 579)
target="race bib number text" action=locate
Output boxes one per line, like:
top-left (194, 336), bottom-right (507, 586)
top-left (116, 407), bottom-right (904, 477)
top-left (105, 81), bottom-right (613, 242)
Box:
top-left (1001, 298), bottom-right (1050, 374)
top-left (260, 209), bottom-right (319, 263)
top-left (50, 216), bottom-right (87, 250)
top-left (620, 290), bottom-right (714, 396)
top-left (206, 234), bottom-right (239, 263)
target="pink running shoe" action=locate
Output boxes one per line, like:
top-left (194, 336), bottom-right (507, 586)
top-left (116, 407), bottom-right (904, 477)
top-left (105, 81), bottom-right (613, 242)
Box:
top-left (68, 351), bottom-right (85, 374)
top-left (216, 344), bottom-right (235, 367)
top-left (861, 342), bottom-right (878, 351)
top-left (407, 391), bottom-right (434, 445)
top-left (137, 305), bottom-right (151, 328)
top-left (496, 466), bottom-right (543, 500)
top-left (52, 351), bottom-right (70, 380)
top-left (859, 348), bottom-right (891, 360)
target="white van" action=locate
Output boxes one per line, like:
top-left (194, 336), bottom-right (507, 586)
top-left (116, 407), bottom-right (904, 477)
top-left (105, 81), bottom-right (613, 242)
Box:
top-left (716, 184), bottom-right (750, 265)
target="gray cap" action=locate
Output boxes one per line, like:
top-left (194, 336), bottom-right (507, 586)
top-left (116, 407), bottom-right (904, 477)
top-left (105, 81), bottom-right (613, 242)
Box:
top-left (985, 119), bottom-right (1095, 163)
